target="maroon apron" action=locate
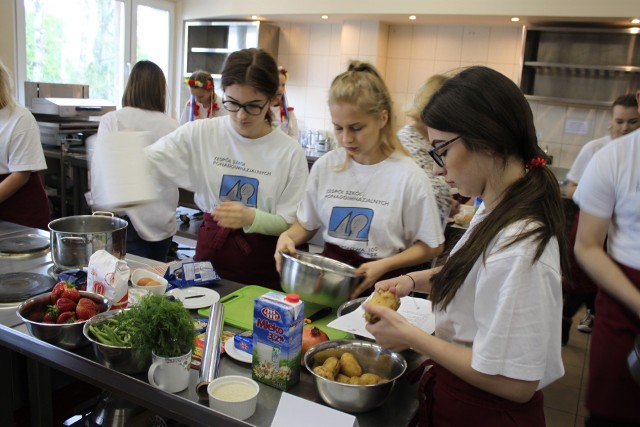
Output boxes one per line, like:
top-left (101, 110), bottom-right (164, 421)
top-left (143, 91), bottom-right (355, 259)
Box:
top-left (409, 361), bottom-right (545, 427)
top-left (321, 241), bottom-right (408, 285)
top-left (0, 172), bottom-right (50, 230)
top-left (586, 262), bottom-right (640, 423)
top-left (194, 213), bottom-right (282, 290)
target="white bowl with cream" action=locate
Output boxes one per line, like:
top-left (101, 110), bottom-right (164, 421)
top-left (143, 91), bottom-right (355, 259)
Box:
top-left (207, 375), bottom-right (259, 420)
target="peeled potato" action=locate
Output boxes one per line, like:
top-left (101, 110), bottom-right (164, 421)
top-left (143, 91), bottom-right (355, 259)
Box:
top-left (313, 366), bottom-right (335, 380)
top-left (339, 352), bottom-right (362, 377)
top-left (322, 356), bottom-right (341, 378)
top-left (359, 373), bottom-right (384, 384)
top-left (364, 289), bottom-right (401, 324)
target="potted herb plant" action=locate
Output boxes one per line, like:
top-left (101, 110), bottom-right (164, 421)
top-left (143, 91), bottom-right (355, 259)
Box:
top-left (128, 294), bottom-right (196, 393)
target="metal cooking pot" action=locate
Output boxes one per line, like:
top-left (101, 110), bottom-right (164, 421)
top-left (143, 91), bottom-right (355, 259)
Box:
top-left (629, 334), bottom-right (640, 385)
top-left (48, 212), bottom-right (127, 270)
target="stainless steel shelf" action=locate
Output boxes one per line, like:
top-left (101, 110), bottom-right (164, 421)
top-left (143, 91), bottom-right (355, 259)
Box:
top-left (525, 95), bottom-right (612, 109)
top-left (524, 61), bottom-right (640, 73)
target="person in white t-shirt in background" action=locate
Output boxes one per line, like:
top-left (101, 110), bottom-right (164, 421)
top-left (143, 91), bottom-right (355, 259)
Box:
top-left (0, 61), bottom-right (50, 230)
top-left (91, 60), bottom-right (179, 261)
top-left (270, 66), bottom-right (298, 140)
top-left (146, 49), bottom-right (309, 290)
top-left (275, 61), bottom-right (445, 297)
top-left (179, 70), bottom-right (223, 124)
top-left (561, 94), bottom-right (640, 344)
top-left (573, 88), bottom-right (640, 427)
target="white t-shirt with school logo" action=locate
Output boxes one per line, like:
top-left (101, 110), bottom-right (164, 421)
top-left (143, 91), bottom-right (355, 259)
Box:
top-left (297, 148), bottom-right (444, 259)
top-left (145, 115), bottom-right (308, 223)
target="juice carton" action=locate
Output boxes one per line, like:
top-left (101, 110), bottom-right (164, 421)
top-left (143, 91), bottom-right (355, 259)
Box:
top-left (252, 292), bottom-right (304, 391)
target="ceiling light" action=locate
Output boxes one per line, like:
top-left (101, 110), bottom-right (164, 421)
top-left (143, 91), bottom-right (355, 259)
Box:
top-left (321, 15), bottom-right (329, 20)
top-left (511, 17), bottom-right (520, 22)
top-left (409, 15), bottom-right (417, 20)
top-left (251, 16), bottom-right (258, 20)
top-left (632, 18), bottom-right (640, 24)
top-left (631, 27), bottom-right (640, 34)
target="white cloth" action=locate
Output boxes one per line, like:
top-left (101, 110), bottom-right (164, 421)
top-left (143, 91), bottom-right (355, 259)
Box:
top-left (573, 129), bottom-right (640, 270)
top-left (145, 115), bottom-right (308, 223)
top-left (0, 105), bottom-right (46, 174)
top-left (297, 148), bottom-right (444, 259)
top-left (565, 135), bottom-right (612, 184)
top-left (435, 204), bottom-right (564, 389)
top-left (93, 107), bottom-right (179, 241)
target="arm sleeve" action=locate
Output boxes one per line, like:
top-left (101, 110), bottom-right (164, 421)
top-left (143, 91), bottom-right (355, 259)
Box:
top-left (243, 208), bottom-right (290, 236)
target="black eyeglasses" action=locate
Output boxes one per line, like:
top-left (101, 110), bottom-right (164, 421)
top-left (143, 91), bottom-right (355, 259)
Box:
top-left (428, 135), bottom-right (462, 167)
top-left (222, 98), bottom-right (271, 116)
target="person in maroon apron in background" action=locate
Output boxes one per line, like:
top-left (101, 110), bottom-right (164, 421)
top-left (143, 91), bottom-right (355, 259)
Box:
top-left (274, 61), bottom-right (445, 298)
top-left (363, 67), bottom-right (569, 426)
top-left (573, 89), bottom-right (640, 427)
top-left (145, 49), bottom-right (309, 290)
top-left (0, 61), bottom-right (50, 230)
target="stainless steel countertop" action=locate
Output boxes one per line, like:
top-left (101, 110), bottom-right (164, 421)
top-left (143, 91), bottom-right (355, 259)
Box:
top-left (0, 221), bottom-right (421, 426)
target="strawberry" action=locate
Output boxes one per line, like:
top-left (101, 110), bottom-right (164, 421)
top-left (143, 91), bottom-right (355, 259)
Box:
top-left (75, 298), bottom-right (98, 320)
top-left (55, 297), bottom-right (76, 313)
top-left (56, 312), bottom-right (76, 324)
top-left (43, 306), bottom-right (60, 323)
top-left (51, 282), bottom-right (80, 304)
top-left (27, 310), bottom-right (45, 323)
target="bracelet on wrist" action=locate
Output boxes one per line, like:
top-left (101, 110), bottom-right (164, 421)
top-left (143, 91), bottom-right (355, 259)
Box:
top-left (403, 273), bottom-right (416, 293)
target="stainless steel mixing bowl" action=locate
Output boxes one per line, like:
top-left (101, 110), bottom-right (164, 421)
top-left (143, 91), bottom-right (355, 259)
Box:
top-left (16, 290), bottom-right (111, 350)
top-left (279, 250), bottom-right (365, 308)
top-left (83, 309), bottom-right (151, 374)
top-left (304, 339), bottom-right (407, 413)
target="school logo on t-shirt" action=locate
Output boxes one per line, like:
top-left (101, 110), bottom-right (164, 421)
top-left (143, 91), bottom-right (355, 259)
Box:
top-left (219, 175), bottom-right (258, 207)
top-left (328, 207), bottom-right (373, 242)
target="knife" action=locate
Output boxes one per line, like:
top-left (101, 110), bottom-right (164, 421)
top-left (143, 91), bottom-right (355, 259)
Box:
top-left (185, 294), bottom-right (206, 299)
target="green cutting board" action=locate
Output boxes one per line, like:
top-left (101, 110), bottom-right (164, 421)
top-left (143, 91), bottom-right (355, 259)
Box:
top-left (197, 285), bottom-right (352, 340)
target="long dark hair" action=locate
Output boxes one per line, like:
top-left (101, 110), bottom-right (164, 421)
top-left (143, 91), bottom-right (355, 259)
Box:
top-left (423, 66), bottom-right (569, 310)
top-left (220, 48), bottom-right (278, 123)
top-left (122, 60), bottom-right (167, 113)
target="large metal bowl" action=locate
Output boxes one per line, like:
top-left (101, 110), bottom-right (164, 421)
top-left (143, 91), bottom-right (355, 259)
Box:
top-left (279, 251), bottom-right (365, 308)
top-left (83, 309), bottom-right (151, 374)
top-left (16, 290), bottom-right (111, 350)
top-left (304, 339), bottom-right (407, 413)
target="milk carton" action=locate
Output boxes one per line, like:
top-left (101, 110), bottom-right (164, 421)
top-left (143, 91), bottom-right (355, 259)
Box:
top-left (252, 292), bottom-right (304, 391)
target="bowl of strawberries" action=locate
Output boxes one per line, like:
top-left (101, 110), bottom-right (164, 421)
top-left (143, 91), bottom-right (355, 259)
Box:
top-left (16, 281), bottom-right (111, 350)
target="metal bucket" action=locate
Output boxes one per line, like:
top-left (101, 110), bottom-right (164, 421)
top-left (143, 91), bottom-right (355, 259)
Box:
top-left (48, 212), bottom-right (127, 270)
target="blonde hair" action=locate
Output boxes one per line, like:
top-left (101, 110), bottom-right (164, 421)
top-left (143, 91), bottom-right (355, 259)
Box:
top-left (405, 74), bottom-right (448, 121)
top-left (0, 61), bottom-right (16, 110)
top-left (329, 60), bottom-right (407, 170)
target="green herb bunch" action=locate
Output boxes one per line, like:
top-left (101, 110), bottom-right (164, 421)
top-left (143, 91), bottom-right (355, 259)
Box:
top-left (128, 294), bottom-right (196, 359)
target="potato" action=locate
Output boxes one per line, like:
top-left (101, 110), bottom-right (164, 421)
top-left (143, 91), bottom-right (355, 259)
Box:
top-left (335, 374), bottom-right (351, 384)
top-left (339, 352), bottom-right (362, 377)
top-left (322, 356), bottom-right (341, 378)
top-left (137, 277), bottom-right (160, 287)
top-left (364, 289), bottom-right (401, 324)
top-left (348, 376), bottom-right (362, 385)
top-left (359, 373), bottom-right (384, 384)
top-left (313, 366), bottom-right (335, 380)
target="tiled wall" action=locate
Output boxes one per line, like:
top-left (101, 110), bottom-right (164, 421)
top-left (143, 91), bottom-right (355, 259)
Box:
top-left (276, 20), bottom-right (611, 169)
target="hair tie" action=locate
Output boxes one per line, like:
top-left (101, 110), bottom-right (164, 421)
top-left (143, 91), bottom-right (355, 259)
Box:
top-left (527, 157), bottom-right (546, 170)
top-left (185, 78), bottom-right (213, 91)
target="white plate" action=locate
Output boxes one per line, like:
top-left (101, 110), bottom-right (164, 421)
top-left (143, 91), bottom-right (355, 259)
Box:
top-left (224, 338), bottom-right (252, 364)
top-left (166, 287), bottom-right (220, 309)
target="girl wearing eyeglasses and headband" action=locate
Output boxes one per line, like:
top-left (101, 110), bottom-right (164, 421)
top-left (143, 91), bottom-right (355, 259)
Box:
top-left (179, 70), bottom-right (222, 124)
top-left (364, 66), bottom-right (568, 426)
top-left (146, 49), bottom-right (309, 289)
top-left (275, 61), bottom-right (445, 297)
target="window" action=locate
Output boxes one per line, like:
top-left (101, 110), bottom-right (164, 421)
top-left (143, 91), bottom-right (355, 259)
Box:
top-left (21, 0), bottom-right (173, 109)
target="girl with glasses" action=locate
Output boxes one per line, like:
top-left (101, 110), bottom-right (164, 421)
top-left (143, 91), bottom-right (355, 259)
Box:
top-left (364, 66), bottom-right (569, 426)
top-left (146, 48), bottom-right (309, 289)
top-left (275, 61), bottom-right (445, 297)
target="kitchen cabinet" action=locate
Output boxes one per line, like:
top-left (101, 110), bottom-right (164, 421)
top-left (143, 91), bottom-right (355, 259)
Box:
top-left (183, 21), bottom-right (279, 78)
top-left (520, 26), bottom-right (640, 107)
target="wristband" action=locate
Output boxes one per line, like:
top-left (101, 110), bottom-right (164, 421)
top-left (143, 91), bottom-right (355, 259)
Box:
top-left (403, 274), bottom-right (416, 293)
